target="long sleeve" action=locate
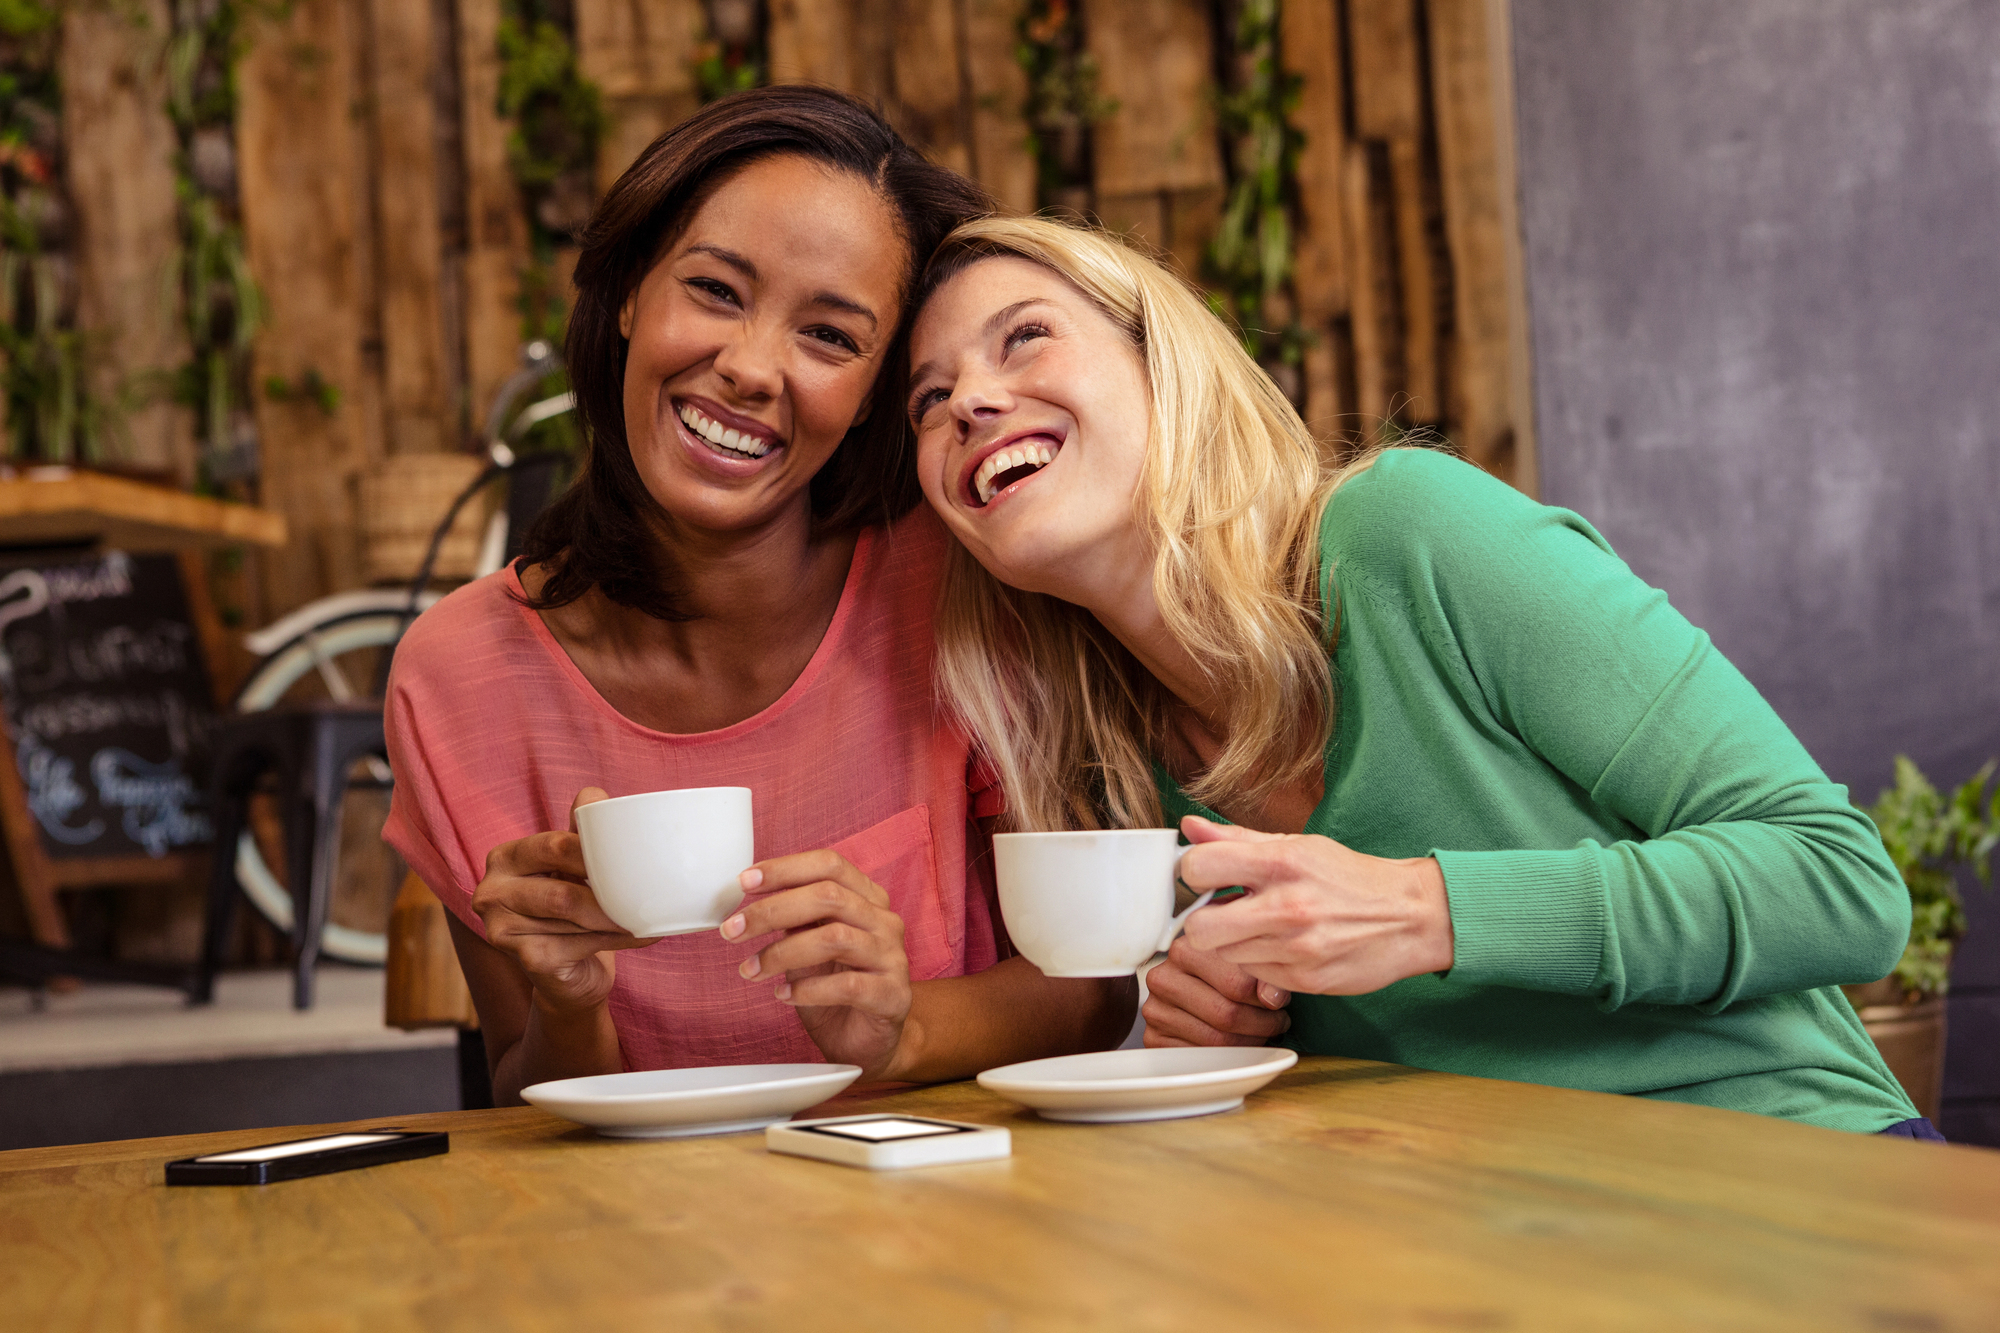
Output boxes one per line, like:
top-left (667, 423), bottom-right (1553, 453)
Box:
top-left (1343, 452), bottom-right (1909, 1011)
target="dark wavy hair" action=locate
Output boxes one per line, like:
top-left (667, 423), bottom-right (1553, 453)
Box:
top-left (517, 85), bottom-right (993, 620)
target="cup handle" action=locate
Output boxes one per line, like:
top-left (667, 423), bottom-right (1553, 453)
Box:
top-left (1157, 846), bottom-right (1217, 955)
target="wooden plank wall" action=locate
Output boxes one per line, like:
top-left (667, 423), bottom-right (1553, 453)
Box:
top-left (231, 0), bottom-right (529, 620)
top-left (60, 0), bottom-right (193, 485)
top-left (206, 0), bottom-right (1528, 622)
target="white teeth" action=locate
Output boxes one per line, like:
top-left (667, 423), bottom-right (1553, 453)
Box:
top-left (972, 439), bottom-right (1058, 505)
top-left (678, 403), bottom-right (773, 457)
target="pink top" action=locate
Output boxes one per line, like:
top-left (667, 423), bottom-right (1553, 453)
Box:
top-left (382, 507), bottom-right (1003, 1071)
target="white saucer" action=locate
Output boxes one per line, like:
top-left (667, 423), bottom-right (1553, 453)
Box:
top-left (977, 1046), bottom-right (1299, 1123)
top-left (522, 1064), bottom-right (863, 1139)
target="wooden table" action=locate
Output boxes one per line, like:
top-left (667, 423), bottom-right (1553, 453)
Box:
top-left (4, 1058), bottom-right (1997, 1331)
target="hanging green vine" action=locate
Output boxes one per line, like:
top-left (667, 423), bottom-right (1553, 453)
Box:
top-left (163, 0), bottom-right (282, 490)
top-left (497, 1), bottom-right (601, 341)
top-left (0, 1), bottom-right (118, 466)
top-left (1015, 0), bottom-right (1113, 214)
top-left (1204, 0), bottom-right (1310, 400)
top-left (692, 0), bottom-right (765, 104)
top-left (494, 1), bottom-right (599, 458)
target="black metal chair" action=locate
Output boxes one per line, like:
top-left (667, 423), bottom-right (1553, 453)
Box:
top-left (195, 703), bottom-right (388, 1010)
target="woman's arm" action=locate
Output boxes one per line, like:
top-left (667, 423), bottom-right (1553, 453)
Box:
top-left (1395, 457), bottom-right (1909, 1009)
top-left (896, 960), bottom-right (1135, 1082)
top-left (445, 910), bottom-right (623, 1105)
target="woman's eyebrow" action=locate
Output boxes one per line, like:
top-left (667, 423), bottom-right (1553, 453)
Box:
top-left (908, 298), bottom-right (1052, 386)
top-left (807, 292), bottom-right (878, 327)
top-left (685, 242), bottom-right (756, 278)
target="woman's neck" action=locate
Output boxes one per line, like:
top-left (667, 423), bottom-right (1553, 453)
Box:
top-left (526, 499), bottom-right (860, 734)
top-left (1072, 556), bottom-right (1224, 734)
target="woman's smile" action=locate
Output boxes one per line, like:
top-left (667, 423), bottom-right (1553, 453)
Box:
top-left (673, 395), bottom-right (784, 469)
top-left (961, 429), bottom-right (1065, 507)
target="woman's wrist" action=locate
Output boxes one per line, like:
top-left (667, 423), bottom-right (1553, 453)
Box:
top-left (1405, 855), bottom-right (1455, 977)
top-left (867, 1007), bottom-right (925, 1084)
top-left (522, 990), bottom-right (622, 1076)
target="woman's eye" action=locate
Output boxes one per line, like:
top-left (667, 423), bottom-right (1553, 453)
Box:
top-left (805, 326), bottom-right (860, 354)
top-left (1004, 322), bottom-right (1050, 353)
top-left (910, 387), bottom-right (948, 423)
top-left (689, 277), bottom-right (740, 306)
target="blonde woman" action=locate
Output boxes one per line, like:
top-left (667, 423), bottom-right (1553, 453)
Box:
top-left (902, 215), bottom-right (1940, 1139)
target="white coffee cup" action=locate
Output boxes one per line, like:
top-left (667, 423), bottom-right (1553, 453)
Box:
top-left (992, 828), bottom-right (1217, 977)
top-left (574, 787), bottom-right (754, 937)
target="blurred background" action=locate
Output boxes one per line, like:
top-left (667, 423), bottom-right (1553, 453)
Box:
top-left (0, 0), bottom-right (1993, 1149)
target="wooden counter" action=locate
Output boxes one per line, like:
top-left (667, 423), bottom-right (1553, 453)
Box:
top-left (2, 1057), bottom-right (1996, 1330)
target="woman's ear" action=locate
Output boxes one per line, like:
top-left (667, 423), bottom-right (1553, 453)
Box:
top-left (618, 290), bottom-right (637, 340)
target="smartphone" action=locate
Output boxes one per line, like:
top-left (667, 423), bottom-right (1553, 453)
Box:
top-left (767, 1115), bottom-right (1010, 1170)
top-left (165, 1130), bottom-right (449, 1186)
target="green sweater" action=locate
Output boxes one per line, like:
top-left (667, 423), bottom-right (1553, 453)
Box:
top-left (1156, 448), bottom-right (1918, 1132)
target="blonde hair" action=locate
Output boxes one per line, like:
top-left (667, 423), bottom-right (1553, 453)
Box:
top-left (923, 216), bottom-right (1376, 831)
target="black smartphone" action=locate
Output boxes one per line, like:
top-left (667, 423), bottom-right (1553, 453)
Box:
top-left (165, 1130), bottom-right (448, 1186)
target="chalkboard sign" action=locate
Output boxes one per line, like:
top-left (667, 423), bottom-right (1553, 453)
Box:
top-left (0, 550), bottom-right (215, 861)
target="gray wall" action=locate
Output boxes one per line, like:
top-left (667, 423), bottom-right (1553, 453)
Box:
top-left (1508, 0), bottom-right (2000, 1142)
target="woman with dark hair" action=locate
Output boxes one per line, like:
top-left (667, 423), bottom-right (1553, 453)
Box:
top-left (383, 87), bottom-right (1133, 1105)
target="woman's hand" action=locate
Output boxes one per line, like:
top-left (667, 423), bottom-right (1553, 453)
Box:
top-left (1142, 939), bottom-right (1293, 1047)
top-left (721, 850), bottom-right (912, 1081)
top-left (470, 787), bottom-right (654, 1015)
top-left (1142, 815), bottom-right (1453, 1042)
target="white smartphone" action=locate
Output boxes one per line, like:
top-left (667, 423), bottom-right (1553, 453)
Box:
top-left (766, 1115), bottom-right (1011, 1170)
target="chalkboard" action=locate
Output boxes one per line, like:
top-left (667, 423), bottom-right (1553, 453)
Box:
top-left (0, 550), bottom-right (215, 861)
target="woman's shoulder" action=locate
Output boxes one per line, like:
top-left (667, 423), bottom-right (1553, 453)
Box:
top-left (1322, 446), bottom-right (1614, 589)
top-left (851, 504), bottom-right (954, 610)
top-left (1325, 447), bottom-right (1531, 550)
top-left (387, 567), bottom-right (553, 696)
top-left (871, 503), bottom-right (953, 567)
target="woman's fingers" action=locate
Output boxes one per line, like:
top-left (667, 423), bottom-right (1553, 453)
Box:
top-left (1175, 834), bottom-right (1315, 896)
top-left (480, 871), bottom-right (627, 935)
top-left (779, 965), bottom-right (906, 1016)
top-left (1140, 940), bottom-right (1291, 1047)
top-left (737, 849), bottom-right (891, 908)
top-left (729, 883), bottom-right (905, 981)
top-left (484, 828), bottom-right (590, 883)
top-left (725, 870), bottom-right (896, 941)
top-left (568, 786), bottom-right (610, 831)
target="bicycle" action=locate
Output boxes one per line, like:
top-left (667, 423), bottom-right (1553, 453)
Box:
top-left (226, 342), bottom-right (573, 963)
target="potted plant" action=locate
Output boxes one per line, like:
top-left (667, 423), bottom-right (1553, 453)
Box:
top-left (1848, 757), bottom-right (2000, 1120)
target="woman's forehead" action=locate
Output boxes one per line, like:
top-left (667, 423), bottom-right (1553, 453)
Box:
top-left (673, 157), bottom-right (907, 288)
top-left (914, 256), bottom-right (1082, 342)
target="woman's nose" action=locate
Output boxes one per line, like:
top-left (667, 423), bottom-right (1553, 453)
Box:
top-left (712, 323), bottom-right (783, 400)
top-left (949, 372), bottom-right (1011, 436)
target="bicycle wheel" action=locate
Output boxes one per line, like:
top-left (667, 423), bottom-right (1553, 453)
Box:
top-left (230, 611), bottom-right (412, 964)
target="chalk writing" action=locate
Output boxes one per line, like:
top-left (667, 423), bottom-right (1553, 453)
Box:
top-left (0, 552), bottom-right (214, 860)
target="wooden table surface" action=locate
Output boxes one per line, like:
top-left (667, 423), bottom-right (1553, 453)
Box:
top-left (4, 1057), bottom-right (1997, 1331)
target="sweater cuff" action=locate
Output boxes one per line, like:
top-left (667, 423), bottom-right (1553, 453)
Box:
top-left (1432, 846), bottom-right (1605, 996)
